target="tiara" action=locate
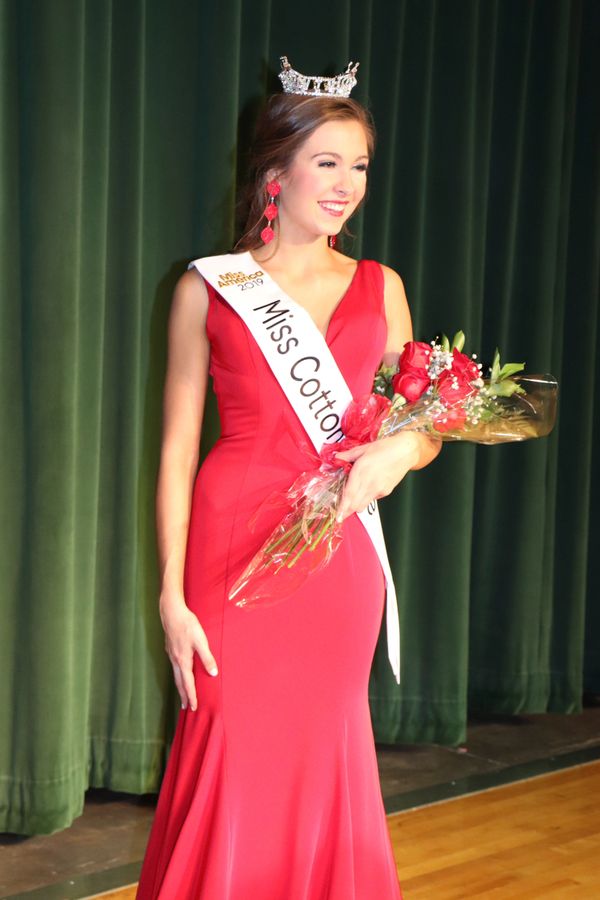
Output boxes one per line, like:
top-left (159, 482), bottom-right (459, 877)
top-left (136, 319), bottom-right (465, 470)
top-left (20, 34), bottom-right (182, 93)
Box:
top-left (278, 56), bottom-right (359, 98)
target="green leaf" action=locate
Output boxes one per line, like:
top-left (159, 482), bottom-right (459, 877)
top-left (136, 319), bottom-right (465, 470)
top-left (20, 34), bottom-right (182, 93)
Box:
top-left (491, 349), bottom-right (501, 382)
top-left (441, 334), bottom-right (450, 352)
top-left (488, 379), bottom-right (526, 397)
top-left (498, 361), bottom-right (525, 380)
top-left (373, 362), bottom-right (400, 398)
top-left (451, 330), bottom-right (465, 352)
top-left (375, 362), bottom-right (397, 380)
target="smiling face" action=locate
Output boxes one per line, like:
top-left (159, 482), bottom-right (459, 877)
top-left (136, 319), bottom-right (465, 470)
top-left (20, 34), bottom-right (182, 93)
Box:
top-left (275, 119), bottom-right (370, 244)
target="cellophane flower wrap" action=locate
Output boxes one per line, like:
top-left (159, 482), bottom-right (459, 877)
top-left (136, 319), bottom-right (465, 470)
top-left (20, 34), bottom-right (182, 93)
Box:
top-left (228, 332), bottom-right (558, 608)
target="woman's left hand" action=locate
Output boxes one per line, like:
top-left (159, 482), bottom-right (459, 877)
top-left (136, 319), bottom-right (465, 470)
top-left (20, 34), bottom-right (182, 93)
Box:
top-left (335, 432), bottom-right (424, 522)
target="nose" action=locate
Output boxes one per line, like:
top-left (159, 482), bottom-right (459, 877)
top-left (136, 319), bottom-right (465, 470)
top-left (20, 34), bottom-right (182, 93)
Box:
top-left (334, 167), bottom-right (353, 195)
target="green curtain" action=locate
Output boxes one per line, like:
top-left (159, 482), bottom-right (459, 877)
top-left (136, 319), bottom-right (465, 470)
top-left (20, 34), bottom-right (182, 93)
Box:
top-left (1, 0), bottom-right (597, 835)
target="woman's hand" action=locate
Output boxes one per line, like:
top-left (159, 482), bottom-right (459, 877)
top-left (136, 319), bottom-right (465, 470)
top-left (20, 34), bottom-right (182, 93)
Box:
top-left (335, 432), bottom-right (439, 521)
top-left (159, 591), bottom-right (218, 711)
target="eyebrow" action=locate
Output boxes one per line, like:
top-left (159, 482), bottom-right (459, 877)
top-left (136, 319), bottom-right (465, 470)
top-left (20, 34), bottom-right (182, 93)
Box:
top-left (311, 151), bottom-right (369, 161)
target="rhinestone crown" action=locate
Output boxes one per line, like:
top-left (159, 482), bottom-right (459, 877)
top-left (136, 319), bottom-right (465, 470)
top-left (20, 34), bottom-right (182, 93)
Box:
top-left (278, 56), bottom-right (359, 98)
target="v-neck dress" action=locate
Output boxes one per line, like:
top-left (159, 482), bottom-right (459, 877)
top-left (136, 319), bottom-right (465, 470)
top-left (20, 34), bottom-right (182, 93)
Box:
top-left (136, 258), bottom-right (402, 900)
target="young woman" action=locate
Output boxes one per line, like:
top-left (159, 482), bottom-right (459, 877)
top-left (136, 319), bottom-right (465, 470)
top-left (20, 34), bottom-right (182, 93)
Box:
top-left (137, 62), bottom-right (440, 900)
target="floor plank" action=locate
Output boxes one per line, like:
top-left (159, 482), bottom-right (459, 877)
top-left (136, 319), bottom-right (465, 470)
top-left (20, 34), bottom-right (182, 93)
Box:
top-left (389, 761), bottom-right (600, 899)
top-left (83, 887), bottom-right (137, 900)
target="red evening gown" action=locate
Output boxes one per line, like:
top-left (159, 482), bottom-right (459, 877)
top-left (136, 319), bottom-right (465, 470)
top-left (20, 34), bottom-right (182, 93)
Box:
top-left (136, 259), bottom-right (402, 900)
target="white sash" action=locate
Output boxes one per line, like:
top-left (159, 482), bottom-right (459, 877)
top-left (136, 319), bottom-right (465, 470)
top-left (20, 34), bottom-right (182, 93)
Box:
top-left (189, 251), bottom-right (401, 684)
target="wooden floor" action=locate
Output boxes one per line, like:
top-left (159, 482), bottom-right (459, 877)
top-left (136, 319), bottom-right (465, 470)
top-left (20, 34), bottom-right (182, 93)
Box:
top-left (391, 761), bottom-right (600, 898)
top-left (85, 762), bottom-right (600, 900)
top-left (83, 884), bottom-right (137, 900)
top-left (86, 889), bottom-right (137, 899)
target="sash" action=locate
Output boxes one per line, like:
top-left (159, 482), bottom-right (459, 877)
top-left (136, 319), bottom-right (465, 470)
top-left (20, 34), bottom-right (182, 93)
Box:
top-left (189, 251), bottom-right (401, 684)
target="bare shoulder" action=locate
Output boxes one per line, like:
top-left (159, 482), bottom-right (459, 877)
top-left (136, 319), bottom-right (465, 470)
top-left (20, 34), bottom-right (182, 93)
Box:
top-left (379, 263), bottom-right (407, 302)
top-left (169, 267), bottom-right (209, 330)
top-left (378, 263), bottom-right (413, 352)
top-left (173, 267), bottom-right (209, 307)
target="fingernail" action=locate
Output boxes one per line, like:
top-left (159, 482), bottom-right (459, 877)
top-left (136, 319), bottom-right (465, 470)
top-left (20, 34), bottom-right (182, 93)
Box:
top-left (209, 667), bottom-right (218, 676)
top-left (181, 702), bottom-right (186, 710)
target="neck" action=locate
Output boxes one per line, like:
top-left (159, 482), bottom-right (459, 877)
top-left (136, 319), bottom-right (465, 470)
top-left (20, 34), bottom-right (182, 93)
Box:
top-left (251, 236), bottom-right (334, 277)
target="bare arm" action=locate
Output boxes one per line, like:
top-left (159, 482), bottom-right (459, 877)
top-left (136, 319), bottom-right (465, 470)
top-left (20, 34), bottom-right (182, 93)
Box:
top-left (336, 265), bottom-right (441, 520)
top-left (157, 268), bottom-right (218, 711)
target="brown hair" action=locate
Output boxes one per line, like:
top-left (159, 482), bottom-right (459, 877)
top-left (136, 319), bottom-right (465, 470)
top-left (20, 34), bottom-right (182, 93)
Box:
top-left (234, 94), bottom-right (376, 251)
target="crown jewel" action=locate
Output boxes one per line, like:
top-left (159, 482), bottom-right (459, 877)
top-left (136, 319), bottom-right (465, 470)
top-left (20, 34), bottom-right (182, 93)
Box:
top-left (278, 56), bottom-right (359, 98)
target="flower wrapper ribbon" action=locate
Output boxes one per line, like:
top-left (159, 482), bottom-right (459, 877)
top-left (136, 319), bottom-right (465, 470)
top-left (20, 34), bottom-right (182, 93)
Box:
top-left (228, 334), bottom-right (558, 608)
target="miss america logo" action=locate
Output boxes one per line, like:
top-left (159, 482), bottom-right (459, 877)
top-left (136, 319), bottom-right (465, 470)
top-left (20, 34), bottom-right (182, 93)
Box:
top-left (217, 270), bottom-right (264, 288)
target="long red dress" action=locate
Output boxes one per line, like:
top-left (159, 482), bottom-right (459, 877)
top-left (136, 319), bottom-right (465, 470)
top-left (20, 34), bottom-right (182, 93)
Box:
top-left (136, 259), bottom-right (402, 899)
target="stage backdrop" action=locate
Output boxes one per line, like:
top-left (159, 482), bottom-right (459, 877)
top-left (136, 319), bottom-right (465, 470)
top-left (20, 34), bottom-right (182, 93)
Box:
top-left (1, 0), bottom-right (598, 834)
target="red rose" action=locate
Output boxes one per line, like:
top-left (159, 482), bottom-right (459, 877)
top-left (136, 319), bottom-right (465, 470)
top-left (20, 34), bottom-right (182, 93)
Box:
top-left (341, 394), bottom-right (392, 443)
top-left (399, 341), bottom-right (432, 371)
top-left (450, 348), bottom-right (479, 382)
top-left (435, 348), bottom-right (479, 409)
top-left (393, 341), bottom-right (433, 401)
top-left (392, 368), bottom-right (431, 402)
top-left (436, 369), bottom-right (477, 405)
top-left (433, 407), bottom-right (467, 433)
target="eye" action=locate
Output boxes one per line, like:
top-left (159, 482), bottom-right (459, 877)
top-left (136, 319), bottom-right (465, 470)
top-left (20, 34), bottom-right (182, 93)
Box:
top-left (318, 160), bottom-right (336, 168)
top-left (353, 163), bottom-right (369, 173)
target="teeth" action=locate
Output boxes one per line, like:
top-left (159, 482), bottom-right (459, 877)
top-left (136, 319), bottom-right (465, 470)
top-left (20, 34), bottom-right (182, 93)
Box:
top-left (320, 202), bottom-right (346, 212)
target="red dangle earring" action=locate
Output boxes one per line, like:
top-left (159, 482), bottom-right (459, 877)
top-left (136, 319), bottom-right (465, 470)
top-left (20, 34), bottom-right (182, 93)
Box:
top-left (260, 179), bottom-right (281, 244)
top-left (328, 235), bottom-right (337, 249)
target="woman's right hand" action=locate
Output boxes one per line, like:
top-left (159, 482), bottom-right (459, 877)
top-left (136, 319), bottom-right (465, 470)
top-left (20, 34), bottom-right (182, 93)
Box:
top-left (159, 592), bottom-right (219, 711)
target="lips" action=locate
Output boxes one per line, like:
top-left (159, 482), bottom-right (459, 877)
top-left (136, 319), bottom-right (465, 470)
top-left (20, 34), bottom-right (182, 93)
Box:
top-left (318, 201), bottom-right (349, 217)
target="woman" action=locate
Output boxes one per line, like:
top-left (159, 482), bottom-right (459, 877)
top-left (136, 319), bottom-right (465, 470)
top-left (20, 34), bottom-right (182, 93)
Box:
top-left (137, 61), bottom-right (440, 900)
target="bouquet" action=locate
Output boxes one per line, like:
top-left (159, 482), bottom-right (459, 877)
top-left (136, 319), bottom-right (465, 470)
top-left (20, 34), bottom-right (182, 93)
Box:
top-left (229, 332), bottom-right (557, 608)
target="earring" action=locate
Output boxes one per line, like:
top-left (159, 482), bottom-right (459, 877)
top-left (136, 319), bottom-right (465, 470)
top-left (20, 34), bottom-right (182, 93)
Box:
top-left (328, 235), bottom-right (337, 249)
top-left (260, 180), bottom-right (281, 244)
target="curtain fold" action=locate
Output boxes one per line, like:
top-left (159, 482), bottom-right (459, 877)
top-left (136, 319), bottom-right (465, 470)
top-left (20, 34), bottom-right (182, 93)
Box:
top-left (1, 0), bottom-right (598, 834)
